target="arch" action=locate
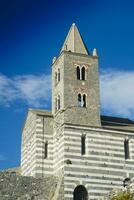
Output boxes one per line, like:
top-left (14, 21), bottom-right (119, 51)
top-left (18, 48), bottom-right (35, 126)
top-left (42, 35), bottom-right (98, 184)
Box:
top-left (73, 185), bottom-right (88, 200)
top-left (81, 66), bottom-right (86, 80)
top-left (77, 66), bottom-right (81, 80)
top-left (78, 93), bottom-right (82, 107)
top-left (83, 94), bottom-right (86, 107)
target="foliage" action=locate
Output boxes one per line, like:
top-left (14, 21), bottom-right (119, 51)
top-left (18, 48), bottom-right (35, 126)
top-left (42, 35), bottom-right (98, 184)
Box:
top-left (109, 190), bottom-right (133, 200)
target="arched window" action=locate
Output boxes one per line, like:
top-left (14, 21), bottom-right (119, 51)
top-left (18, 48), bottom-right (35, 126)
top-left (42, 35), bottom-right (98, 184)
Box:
top-left (78, 94), bottom-right (81, 107)
top-left (83, 94), bottom-right (86, 107)
top-left (77, 66), bottom-right (80, 80)
top-left (58, 69), bottom-right (60, 82)
top-left (57, 95), bottom-right (60, 110)
top-left (82, 67), bottom-right (86, 80)
top-left (124, 139), bottom-right (130, 159)
top-left (73, 185), bottom-right (88, 200)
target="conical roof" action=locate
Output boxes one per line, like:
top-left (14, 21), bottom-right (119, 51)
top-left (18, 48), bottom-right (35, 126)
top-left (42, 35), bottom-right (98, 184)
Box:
top-left (60, 23), bottom-right (89, 55)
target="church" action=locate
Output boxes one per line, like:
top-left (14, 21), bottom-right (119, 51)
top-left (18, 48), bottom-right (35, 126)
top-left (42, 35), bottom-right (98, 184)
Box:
top-left (21, 23), bottom-right (134, 200)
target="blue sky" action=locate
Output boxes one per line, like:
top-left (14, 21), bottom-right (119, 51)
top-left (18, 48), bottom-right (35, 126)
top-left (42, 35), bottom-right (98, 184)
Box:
top-left (0, 0), bottom-right (134, 170)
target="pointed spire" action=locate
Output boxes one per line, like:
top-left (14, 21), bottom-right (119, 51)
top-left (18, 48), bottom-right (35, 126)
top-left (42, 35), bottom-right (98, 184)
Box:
top-left (60, 23), bottom-right (89, 55)
top-left (92, 48), bottom-right (98, 57)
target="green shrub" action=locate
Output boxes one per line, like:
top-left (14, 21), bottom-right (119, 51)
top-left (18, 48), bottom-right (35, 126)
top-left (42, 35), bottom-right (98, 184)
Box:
top-left (109, 190), bottom-right (133, 200)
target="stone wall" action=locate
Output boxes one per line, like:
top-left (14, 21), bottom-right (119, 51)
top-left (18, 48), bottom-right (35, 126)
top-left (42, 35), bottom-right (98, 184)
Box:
top-left (0, 172), bottom-right (58, 200)
top-left (63, 124), bottom-right (134, 200)
top-left (21, 109), bottom-right (54, 178)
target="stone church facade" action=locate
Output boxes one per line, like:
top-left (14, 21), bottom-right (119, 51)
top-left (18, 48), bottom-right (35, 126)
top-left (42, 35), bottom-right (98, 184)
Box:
top-left (21, 24), bottom-right (134, 200)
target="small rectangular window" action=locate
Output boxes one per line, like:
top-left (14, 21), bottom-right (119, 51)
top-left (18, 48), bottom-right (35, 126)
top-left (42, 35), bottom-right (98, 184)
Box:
top-left (58, 69), bottom-right (60, 82)
top-left (44, 141), bottom-right (48, 159)
top-left (55, 72), bottom-right (57, 86)
top-left (81, 135), bottom-right (86, 155)
top-left (124, 139), bottom-right (130, 160)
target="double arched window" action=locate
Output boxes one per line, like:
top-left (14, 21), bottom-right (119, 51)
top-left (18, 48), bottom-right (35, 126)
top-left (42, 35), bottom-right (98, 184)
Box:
top-left (77, 66), bottom-right (86, 80)
top-left (77, 94), bottom-right (87, 107)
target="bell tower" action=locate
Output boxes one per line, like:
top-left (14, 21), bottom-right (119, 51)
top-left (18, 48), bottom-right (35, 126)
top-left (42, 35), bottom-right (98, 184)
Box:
top-left (52, 23), bottom-right (101, 127)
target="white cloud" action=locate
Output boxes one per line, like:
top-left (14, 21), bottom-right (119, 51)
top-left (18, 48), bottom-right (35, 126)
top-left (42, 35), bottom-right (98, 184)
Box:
top-left (100, 69), bottom-right (134, 119)
top-left (0, 70), bottom-right (134, 119)
top-left (0, 73), bottom-right (51, 107)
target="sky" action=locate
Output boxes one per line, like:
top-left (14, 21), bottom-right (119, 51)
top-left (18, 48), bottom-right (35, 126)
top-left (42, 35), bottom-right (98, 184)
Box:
top-left (0, 0), bottom-right (134, 170)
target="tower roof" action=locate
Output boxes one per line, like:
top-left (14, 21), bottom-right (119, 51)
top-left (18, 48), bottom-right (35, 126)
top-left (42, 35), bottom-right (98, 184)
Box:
top-left (60, 23), bottom-right (89, 55)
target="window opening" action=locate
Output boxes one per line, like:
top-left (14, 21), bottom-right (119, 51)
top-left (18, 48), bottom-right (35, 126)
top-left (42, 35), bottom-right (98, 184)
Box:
top-left (124, 139), bottom-right (130, 159)
top-left (65, 44), bottom-right (67, 50)
top-left (83, 94), bottom-right (86, 107)
top-left (77, 66), bottom-right (80, 80)
top-left (81, 135), bottom-right (86, 155)
top-left (55, 98), bottom-right (57, 112)
top-left (44, 141), bottom-right (48, 158)
top-left (82, 67), bottom-right (86, 80)
top-left (55, 72), bottom-right (57, 85)
top-left (78, 94), bottom-right (82, 107)
top-left (57, 95), bottom-right (60, 110)
top-left (58, 69), bottom-right (60, 82)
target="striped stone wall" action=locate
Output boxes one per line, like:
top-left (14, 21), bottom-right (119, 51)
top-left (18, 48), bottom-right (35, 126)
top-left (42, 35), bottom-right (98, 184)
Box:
top-left (21, 110), bottom-right (134, 199)
top-left (21, 110), bottom-right (54, 178)
top-left (34, 114), bottom-right (53, 177)
top-left (53, 131), bottom-right (64, 175)
top-left (21, 111), bottom-right (36, 176)
top-left (63, 124), bottom-right (134, 200)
